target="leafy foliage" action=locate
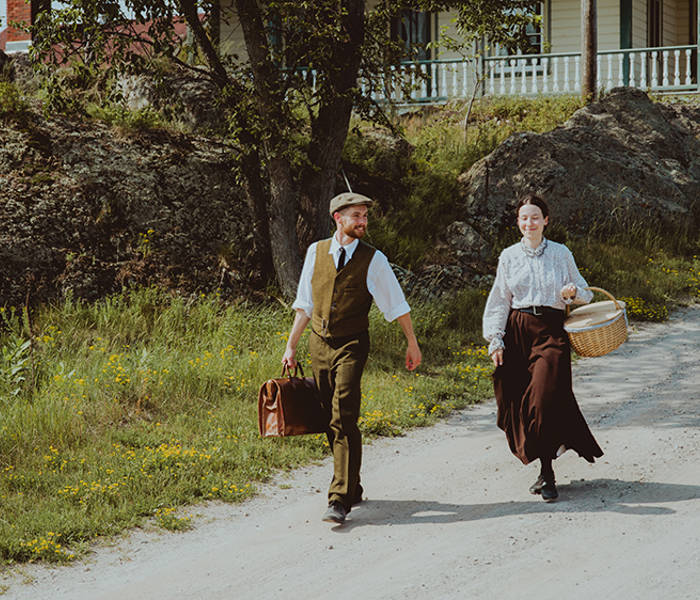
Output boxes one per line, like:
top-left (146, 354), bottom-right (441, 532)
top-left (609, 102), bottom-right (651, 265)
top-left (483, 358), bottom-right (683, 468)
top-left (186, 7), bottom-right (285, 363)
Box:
top-left (28, 1), bottom-right (544, 296)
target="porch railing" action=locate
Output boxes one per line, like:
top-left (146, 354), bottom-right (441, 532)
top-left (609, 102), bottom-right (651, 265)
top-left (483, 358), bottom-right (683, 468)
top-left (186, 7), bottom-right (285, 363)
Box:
top-left (295, 44), bottom-right (698, 105)
top-left (482, 45), bottom-right (697, 97)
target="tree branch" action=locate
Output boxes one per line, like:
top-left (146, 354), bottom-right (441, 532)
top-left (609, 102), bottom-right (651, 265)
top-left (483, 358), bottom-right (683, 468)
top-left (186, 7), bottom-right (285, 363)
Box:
top-left (178, 0), bottom-right (231, 90)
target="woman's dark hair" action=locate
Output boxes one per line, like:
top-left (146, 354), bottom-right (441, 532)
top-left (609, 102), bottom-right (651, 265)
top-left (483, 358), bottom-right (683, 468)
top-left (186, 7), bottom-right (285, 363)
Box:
top-left (516, 194), bottom-right (549, 219)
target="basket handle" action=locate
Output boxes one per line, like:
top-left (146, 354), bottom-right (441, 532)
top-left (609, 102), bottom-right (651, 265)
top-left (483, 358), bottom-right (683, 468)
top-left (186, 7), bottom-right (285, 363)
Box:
top-left (584, 286), bottom-right (623, 311)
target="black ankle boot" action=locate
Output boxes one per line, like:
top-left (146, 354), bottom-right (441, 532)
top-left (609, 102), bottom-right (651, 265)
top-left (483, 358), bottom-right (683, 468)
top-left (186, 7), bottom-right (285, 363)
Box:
top-left (541, 478), bottom-right (558, 502)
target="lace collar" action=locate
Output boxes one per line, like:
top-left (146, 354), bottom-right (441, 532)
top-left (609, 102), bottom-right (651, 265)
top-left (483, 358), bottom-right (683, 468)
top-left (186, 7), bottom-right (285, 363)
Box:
top-left (520, 237), bottom-right (547, 258)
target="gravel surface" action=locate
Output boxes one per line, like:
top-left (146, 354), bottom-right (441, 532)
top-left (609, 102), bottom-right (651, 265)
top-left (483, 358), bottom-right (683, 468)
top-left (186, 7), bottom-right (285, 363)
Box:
top-left (3, 306), bottom-right (699, 600)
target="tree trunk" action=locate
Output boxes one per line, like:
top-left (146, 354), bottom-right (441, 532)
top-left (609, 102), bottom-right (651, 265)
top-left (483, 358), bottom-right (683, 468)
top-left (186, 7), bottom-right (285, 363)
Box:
top-left (581, 0), bottom-right (597, 103)
top-left (181, 0), bottom-right (279, 290)
top-left (235, 0), bottom-right (304, 296)
top-left (267, 158), bottom-right (303, 298)
top-left (239, 151), bottom-right (274, 284)
top-left (302, 101), bottom-right (355, 246)
top-left (303, 0), bottom-right (366, 245)
top-left (209, 0), bottom-right (221, 50)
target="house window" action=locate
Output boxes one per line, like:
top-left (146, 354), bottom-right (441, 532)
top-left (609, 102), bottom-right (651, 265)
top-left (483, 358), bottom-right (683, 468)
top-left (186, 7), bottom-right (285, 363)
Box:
top-left (523, 4), bottom-right (543, 54)
top-left (390, 9), bottom-right (432, 61)
top-left (648, 0), bottom-right (663, 47)
top-left (492, 2), bottom-right (544, 57)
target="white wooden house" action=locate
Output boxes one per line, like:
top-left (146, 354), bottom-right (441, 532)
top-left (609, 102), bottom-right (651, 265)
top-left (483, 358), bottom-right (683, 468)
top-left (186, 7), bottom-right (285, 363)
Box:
top-left (4, 1), bottom-right (699, 99)
top-left (217, 1), bottom-right (700, 101)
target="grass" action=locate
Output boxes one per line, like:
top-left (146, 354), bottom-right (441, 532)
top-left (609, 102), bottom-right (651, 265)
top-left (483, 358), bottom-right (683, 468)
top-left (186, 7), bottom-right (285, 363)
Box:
top-left (0, 81), bottom-right (31, 124)
top-left (85, 103), bottom-right (167, 133)
top-left (0, 288), bottom-right (492, 564)
top-left (405, 94), bottom-right (585, 177)
top-left (568, 238), bottom-right (700, 320)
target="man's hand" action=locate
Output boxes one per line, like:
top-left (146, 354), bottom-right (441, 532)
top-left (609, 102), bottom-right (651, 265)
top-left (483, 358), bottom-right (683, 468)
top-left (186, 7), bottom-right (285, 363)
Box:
top-left (281, 310), bottom-right (311, 372)
top-left (281, 349), bottom-right (297, 371)
top-left (396, 313), bottom-right (421, 371)
top-left (405, 342), bottom-right (421, 371)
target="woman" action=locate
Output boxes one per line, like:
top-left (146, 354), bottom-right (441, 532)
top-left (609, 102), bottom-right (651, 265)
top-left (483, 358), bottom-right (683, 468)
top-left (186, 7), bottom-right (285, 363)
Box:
top-left (482, 194), bottom-right (603, 502)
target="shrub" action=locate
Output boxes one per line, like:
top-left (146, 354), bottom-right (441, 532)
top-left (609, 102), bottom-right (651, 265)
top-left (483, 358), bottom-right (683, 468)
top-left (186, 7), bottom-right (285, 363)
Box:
top-left (86, 103), bottom-right (165, 132)
top-left (0, 81), bottom-right (30, 122)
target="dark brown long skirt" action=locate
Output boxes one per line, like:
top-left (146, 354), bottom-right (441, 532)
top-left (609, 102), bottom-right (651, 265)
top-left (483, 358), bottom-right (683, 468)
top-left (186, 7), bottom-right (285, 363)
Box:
top-left (493, 309), bottom-right (603, 465)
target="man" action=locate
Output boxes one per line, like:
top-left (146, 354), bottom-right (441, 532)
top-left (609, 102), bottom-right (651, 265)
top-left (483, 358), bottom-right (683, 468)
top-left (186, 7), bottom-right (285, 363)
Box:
top-left (282, 191), bottom-right (422, 524)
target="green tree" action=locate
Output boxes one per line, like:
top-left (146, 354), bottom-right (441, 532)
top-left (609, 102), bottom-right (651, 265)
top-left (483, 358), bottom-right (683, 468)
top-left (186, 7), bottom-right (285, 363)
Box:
top-left (30, 1), bottom-right (538, 297)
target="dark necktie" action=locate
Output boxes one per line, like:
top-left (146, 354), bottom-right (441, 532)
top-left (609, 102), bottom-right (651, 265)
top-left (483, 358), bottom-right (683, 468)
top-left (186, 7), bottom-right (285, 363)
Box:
top-left (337, 247), bottom-right (346, 271)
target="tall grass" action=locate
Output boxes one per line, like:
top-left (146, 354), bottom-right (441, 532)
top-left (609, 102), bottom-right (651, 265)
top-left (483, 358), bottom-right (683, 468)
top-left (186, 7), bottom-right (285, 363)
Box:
top-left (0, 288), bottom-right (492, 564)
top-left (0, 81), bottom-right (31, 123)
top-left (406, 95), bottom-right (584, 176)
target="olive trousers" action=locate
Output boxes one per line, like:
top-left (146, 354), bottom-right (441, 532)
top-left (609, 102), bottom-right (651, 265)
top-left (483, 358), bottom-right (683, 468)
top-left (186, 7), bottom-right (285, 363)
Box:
top-left (310, 330), bottom-right (369, 511)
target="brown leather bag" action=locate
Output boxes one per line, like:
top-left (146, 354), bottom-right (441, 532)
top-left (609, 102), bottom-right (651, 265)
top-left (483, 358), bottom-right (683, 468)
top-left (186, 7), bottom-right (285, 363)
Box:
top-left (258, 364), bottom-right (328, 437)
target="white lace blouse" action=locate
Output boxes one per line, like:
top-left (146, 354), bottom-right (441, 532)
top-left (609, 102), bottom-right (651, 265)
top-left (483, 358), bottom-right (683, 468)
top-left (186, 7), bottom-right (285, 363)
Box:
top-left (482, 238), bottom-right (593, 355)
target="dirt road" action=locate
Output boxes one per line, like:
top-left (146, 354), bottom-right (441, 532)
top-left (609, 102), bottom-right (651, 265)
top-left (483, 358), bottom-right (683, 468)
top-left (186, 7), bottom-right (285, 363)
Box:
top-left (4, 306), bottom-right (700, 600)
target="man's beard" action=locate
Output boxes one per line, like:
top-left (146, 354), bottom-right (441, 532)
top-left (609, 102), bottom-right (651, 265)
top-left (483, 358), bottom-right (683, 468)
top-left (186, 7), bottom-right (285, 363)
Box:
top-left (342, 223), bottom-right (366, 239)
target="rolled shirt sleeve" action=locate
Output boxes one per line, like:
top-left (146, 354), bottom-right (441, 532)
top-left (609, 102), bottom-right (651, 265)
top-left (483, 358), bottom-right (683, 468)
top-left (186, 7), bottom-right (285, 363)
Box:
top-left (291, 242), bottom-right (317, 319)
top-left (367, 250), bottom-right (411, 322)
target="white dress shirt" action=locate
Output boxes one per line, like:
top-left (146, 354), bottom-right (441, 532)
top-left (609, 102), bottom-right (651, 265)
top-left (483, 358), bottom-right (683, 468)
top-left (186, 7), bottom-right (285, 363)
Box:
top-left (292, 235), bottom-right (411, 323)
top-left (483, 238), bottom-right (592, 355)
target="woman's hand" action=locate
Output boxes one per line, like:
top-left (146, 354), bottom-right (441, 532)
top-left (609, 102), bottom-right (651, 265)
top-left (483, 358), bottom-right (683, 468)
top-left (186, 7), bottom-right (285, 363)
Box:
top-left (560, 283), bottom-right (577, 302)
top-left (491, 349), bottom-right (503, 367)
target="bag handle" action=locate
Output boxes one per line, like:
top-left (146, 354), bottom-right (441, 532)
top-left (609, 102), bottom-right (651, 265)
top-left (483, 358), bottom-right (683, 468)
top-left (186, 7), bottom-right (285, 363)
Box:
top-left (281, 362), bottom-right (306, 379)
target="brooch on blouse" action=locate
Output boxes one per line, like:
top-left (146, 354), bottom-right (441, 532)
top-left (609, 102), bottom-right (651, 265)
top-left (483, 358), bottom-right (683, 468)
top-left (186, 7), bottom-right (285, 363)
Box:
top-left (520, 238), bottom-right (548, 258)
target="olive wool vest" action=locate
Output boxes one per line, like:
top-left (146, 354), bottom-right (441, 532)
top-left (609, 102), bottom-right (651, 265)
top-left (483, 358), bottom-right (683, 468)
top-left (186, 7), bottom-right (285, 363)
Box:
top-left (311, 239), bottom-right (376, 340)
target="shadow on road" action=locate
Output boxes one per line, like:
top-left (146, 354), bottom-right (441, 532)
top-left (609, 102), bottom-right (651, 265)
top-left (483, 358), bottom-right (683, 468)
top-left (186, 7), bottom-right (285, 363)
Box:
top-left (335, 478), bottom-right (700, 531)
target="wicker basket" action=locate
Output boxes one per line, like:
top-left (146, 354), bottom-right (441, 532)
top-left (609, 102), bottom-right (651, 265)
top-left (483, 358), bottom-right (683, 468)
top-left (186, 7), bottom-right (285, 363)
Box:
top-left (564, 287), bottom-right (628, 357)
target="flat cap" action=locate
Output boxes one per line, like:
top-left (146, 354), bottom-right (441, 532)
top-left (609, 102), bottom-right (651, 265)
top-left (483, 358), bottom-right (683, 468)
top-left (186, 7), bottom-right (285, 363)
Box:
top-left (329, 192), bottom-right (374, 216)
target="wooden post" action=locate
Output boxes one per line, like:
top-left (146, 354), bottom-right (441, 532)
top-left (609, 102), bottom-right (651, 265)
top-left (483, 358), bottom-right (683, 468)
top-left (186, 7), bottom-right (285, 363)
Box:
top-left (620, 0), bottom-right (632, 86)
top-left (582, 0), bottom-right (597, 102)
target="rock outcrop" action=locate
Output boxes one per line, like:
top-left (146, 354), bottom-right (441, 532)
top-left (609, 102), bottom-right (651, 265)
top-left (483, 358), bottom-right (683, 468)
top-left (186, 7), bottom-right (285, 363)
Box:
top-left (3, 80), bottom-right (700, 307)
top-left (0, 114), bottom-right (249, 307)
top-left (444, 87), bottom-right (700, 282)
